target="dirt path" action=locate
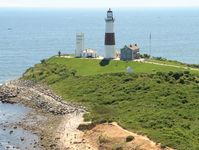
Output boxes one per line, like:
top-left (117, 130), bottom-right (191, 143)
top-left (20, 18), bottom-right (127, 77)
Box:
top-left (145, 61), bottom-right (199, 72)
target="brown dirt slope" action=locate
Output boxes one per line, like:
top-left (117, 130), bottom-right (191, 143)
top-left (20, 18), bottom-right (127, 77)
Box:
top-left (84, 122), bottom-right (173, 150)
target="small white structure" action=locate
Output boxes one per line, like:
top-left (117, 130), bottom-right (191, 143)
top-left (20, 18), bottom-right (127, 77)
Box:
top-left (127, 66), bottom-right (133, 73)
top-left (75, 33), bottom-right (84, 57)
top-left (104, 8), bottom-right (116, 59)
top-left (81, 49), bottom-right (97, 58)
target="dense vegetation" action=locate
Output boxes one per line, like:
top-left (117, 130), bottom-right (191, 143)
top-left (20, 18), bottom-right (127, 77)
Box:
top-left (149, 57), bottom-right (199, 69)
top-left (22, 57), bottom-right (199, 150)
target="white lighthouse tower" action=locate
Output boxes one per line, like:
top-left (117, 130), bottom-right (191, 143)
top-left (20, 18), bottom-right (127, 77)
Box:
top-left (104, 8), bottom-right (116, 59)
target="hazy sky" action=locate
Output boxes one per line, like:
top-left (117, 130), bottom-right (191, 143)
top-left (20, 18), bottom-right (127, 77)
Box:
top-left (0, 0), bottom-right (199, 8)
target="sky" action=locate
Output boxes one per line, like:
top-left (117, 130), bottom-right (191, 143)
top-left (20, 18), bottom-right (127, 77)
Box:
top-left (0, 0), bottom-right (199, 8)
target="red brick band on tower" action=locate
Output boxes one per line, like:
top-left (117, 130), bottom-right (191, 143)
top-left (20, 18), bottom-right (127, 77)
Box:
top-left (105, 33), bottom-right (115, 45)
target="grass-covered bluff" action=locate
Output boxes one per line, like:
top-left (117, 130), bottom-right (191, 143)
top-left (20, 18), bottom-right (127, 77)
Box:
top-left (22, 57), bottom-right (199, 150)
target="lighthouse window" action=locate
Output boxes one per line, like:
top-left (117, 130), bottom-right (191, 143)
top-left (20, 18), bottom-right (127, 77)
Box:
top-left (108, 12), bottom-right (112, 17)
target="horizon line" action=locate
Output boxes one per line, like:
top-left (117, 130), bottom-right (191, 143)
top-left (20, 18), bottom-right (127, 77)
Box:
top-left (1, 6), bottom-right (199, 9)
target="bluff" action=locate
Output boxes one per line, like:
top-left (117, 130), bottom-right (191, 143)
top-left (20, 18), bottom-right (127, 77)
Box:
top-left (21, 57), bottom-right (199, 150)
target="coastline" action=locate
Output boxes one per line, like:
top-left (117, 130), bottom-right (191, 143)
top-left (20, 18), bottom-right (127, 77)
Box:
top-left (0, 79), bottom-right (174, 150)
top-left (0, 79), bottom-right (90, 149)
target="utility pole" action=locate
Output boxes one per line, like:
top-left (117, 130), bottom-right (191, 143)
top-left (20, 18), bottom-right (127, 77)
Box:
top-left (149, 33), bottom-right (152, 58)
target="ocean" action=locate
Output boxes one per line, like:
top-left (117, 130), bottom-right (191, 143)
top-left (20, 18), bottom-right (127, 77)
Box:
top-left (0, 102), bottom-right (40, 150)
top-left (0, 8), bottom-right (199, 83)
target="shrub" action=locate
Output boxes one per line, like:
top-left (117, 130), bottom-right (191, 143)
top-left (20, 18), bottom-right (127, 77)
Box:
top-left (140, 54), bottom-right (150, 59)
top-left (172, 72), bottom-right (184, 80)
top-left (179, 78), bottom-right (185, 84)
top-left (184, 71), bottom-right (190, 75)
top-left (154, 57), bottom-right (167, 61)
top-left (168, 71), bottom-right (174, 76)
top-left (126, 135), bottom-right (135, 142)
top-left (115, 146), bottom-right (123, 150)
top-left (70, 69), bottom-right (77, 76)
top-left (99, 135), bottom-right (110, 144)
top-left (181, 99), bottom-right (188, 104)
top-left (156, 72), bottom-right (163, 76)
top-left (156, 79), bottom-right (161, 83)
top-left (40, 59), bottom-right (46, 64)
top-left (160, 144), bottom-right (167, 149)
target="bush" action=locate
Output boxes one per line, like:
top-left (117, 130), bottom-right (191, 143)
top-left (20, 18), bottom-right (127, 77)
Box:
top-left (168, 71), bottom-right (174, 76)
top-left (156, 79), bottom-right (161, 83)
top-left (187, 64), bottom-right (199, 68)
top-left (179, 78), bottom-right (185, 84)
top-left (184, 71), bottom-right (190, 75)
top-left (115, 146), bottom-right (123, 150)
top-left (126, 135), bottom-right (135, 142)
top-left (172, 72), bottom-right (183, 80)
top-left (140, 54), bottom-right (150, 59)
top-left (40, 59), bottom-right (46, 64)
top-left (154, 57), bottom-right (167, 61)
top-left (70, 69), bottom-right (77, 76)
top-left (99, 135), bottom-right (110, 144)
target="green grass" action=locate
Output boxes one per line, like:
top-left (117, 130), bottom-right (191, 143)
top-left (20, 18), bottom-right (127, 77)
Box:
top-left (147, 59), bottom-right (187, 67)
top-left (22, 57), bottom-right (199, 150)
top-left (46, 57), bottom-right (199, 75)
top-left (147, 58), bottom-right (199, 71)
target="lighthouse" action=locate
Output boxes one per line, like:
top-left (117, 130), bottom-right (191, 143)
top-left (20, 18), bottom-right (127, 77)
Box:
top-left (104, 8), bottom-right (116, 59)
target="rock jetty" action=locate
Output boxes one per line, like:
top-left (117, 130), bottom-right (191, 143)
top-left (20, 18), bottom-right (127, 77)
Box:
top-left (0, 80), bottom-right (85, 115)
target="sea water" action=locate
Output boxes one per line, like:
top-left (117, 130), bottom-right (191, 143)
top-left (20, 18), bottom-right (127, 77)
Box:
top-left (0, 102), bottom-right (40, 150)
top-left (0, 8), bottom-right (199, 83)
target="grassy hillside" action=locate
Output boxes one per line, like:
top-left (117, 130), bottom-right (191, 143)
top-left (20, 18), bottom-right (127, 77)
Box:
top-left (22, 57), bottom-right (199, 150)
top-left (147, 57), bottom-right (199, 69)
top-left (45, 57), bottom-right (199, 76)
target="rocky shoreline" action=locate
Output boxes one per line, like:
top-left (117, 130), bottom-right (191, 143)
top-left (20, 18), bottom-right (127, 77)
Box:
top-left (0, 80), bottom-right (85, 115)
top-left (0, 79), bottom-right (87, 150)
top-left (0, 80), bottom-right (173, 150)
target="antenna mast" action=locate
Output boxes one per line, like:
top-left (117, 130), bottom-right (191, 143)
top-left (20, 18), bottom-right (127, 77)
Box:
top-left (149, 33), bottom-right (152, 58)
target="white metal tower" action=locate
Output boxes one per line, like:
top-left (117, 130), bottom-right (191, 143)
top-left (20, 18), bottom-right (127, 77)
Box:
top-left (75, 33), bottom-right (84, 57)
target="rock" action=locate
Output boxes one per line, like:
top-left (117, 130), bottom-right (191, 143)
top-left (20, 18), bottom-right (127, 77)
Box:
top-left (50, 143), bottom-right (56, 148)
top-left (55, 137), bottom-right (60, 140)
top-left (1, 79), bottom-right (85, 115)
